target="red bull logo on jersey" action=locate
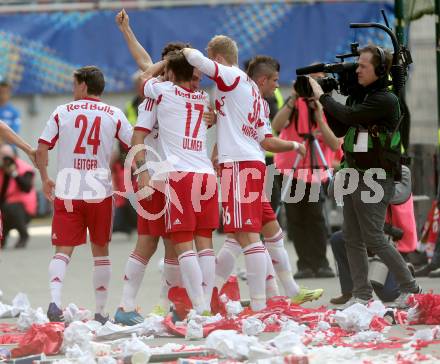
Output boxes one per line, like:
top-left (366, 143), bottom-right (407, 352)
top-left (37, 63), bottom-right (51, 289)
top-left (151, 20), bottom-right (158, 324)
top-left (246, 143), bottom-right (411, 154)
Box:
top-left (175, 88), bottom-right (206, 101)
top-left (67, 102), bottom-right (114, 116)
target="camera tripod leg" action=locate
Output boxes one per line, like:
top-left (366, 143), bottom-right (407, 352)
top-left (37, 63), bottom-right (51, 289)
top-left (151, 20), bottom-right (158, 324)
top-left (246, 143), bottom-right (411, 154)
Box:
top-left (276, 154), bottom-right (302, 216)
top-left (312, 138), bottom-right (333, 181)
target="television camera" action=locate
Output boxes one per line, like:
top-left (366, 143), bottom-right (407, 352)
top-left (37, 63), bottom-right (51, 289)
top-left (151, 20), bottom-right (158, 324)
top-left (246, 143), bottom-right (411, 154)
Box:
top-left (295, 10), bottom-right (412, 98)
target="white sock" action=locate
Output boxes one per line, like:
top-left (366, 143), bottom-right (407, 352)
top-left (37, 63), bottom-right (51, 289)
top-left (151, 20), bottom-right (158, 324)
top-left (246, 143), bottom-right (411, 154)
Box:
top-left (264, 229), bottom-right (299, 297)
top-left (178, 251), bottom-right (207, 314)
top-left (215, 237), bottom-right (241, 289)
top-left (198, 249), bottom-right (216, 306)
top-left (120, 252), bottom-right (148, 311)
top-left (160, 258), bottom-right (181, 307)
top-left (265, 247), bottom-right (280, 298)
top-left (93, 256), bottom-right (111, 315)
top-left (48, 253), bottom-right (70, 307)
top-left (243, 242), bottom-right (267, 311)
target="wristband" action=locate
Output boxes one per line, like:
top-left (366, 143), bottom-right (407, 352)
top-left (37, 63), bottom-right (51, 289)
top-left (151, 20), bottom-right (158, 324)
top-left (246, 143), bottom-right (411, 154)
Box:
top-left (291, 141), bottom-right (299, 150)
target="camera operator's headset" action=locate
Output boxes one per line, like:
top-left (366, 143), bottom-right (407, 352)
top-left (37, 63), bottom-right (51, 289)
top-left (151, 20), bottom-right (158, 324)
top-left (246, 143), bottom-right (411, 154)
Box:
top-left (375, 46), bottom-right (387, 78)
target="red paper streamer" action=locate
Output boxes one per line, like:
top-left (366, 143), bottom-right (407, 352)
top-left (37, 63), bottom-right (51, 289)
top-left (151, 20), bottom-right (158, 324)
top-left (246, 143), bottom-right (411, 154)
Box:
top-left (407, 293), bottom-right (440, 325)
top-left (10, 323), bottom-right (64, 358)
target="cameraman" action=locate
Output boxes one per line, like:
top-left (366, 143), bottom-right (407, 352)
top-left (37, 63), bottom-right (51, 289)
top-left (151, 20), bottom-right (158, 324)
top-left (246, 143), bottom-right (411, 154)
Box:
top-left (272, 74), bottom-right (339, 279)
top-left (0, 144), bottom-right (36, 249)
top-left (308, 45), bottom-right (420, 309)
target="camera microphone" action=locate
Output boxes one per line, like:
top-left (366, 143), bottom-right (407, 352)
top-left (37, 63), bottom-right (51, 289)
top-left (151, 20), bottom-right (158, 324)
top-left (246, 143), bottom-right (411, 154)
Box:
top-left (296, 63), bottom-right (326, 75)
top-left (296, 62), bottom-right (357, 76)
top-left (325, 62), bottom-right (358, 73)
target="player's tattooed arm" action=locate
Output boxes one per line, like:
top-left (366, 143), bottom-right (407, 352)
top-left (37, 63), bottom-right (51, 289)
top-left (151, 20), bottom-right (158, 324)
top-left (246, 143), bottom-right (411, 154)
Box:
top-left (115, 9), bottom-right (153, 72)
top-left (131, 128), bottom-right (150, 179)
top-left (134, 157), bottom-right (152, 200)
top-left (132, 145), bottom-right (152, 199)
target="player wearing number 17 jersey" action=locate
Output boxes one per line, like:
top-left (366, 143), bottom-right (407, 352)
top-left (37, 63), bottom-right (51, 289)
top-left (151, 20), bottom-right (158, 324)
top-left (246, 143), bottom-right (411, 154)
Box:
top-left (36, 66), bottom-right (133, 324)
top-left (139, 52), bottom-right (218, 314)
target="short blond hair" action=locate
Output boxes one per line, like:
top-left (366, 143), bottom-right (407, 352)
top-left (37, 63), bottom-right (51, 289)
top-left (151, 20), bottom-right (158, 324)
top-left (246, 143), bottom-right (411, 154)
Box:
top-left (207, 35), bottom-right (238, 65)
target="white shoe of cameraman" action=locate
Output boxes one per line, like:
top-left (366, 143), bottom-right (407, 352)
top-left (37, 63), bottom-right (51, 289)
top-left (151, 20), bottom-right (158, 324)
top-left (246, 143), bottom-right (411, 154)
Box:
top-left (337, 296), bottom-right (369, 310)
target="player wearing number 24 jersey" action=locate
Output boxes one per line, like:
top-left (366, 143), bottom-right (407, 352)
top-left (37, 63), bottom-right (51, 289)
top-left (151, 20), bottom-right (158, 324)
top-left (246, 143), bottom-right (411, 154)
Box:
top-left (36, 66), bottom-right (133, 324)
top-left (39, 95), bottom-right (132, 201)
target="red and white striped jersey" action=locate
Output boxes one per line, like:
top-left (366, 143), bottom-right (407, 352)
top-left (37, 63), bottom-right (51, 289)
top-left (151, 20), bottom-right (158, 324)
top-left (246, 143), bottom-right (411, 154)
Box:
top-left (142, 78), bottom-right (215, 175)
top-left (39, 97), bottom-right (133, 200)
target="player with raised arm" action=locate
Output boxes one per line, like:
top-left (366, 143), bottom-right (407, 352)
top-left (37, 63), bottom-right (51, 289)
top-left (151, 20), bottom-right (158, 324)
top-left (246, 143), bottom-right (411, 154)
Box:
top-left (114, 9), bottom-right (212, 324)
top-left (137, 52), bottom-right (218, 315)
top-left (182, 36), bottom-right (305, 311)
top-left (115, 9), bottom-right (204, 96)
top-left (36, 66), bottom-right (133, 324)
top-left (215, 56), bottom-right (324, 304)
